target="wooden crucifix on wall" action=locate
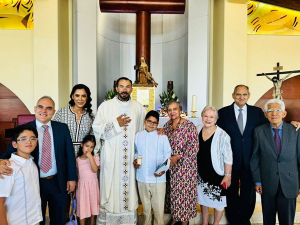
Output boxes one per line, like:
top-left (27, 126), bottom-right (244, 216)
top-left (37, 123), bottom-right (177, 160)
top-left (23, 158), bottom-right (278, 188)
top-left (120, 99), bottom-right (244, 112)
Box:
top-left (99, 0), bottom-right (186, 83)
top-left (257, 62), bottom-right (300, 100)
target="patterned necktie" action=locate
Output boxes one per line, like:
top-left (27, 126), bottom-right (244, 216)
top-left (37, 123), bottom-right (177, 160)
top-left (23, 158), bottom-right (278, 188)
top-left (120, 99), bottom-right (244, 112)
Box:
top-left (273, 128), bottom-right (281, 154)
top-left (237, 109), bottom-right (244, 134)
top-left (40, 125), bottom-right (52, 173)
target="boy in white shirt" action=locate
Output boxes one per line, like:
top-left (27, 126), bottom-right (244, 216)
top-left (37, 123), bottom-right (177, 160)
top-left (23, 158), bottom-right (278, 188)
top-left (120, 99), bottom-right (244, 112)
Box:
top-left (133, 110), bottom-right (172, 225)
top-left (0, 125), bottom-right (42, 225)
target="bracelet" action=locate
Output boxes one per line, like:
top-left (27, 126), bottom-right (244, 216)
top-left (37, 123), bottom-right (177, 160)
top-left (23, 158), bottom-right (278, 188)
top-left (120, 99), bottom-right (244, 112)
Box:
top-left (225, 173), bottom-right (231, 177)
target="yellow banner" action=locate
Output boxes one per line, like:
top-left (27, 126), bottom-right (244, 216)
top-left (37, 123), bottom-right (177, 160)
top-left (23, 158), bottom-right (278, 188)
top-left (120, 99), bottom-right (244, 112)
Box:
top-left (0, 0), bottom-right (33, 29)
top-left (248, 0), bottom-right (300, 35)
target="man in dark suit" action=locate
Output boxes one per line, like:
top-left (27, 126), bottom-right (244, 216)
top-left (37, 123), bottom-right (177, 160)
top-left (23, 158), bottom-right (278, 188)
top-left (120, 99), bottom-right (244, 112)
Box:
top-left (0, 96), bottom-right (76, 225)
top-left (217, 85), bottom-right (268, 225)
top-left (250, 99), bottom-right (300, 225)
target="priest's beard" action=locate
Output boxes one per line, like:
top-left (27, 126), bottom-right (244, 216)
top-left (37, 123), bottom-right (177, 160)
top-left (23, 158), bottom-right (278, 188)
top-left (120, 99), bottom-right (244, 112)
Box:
top-left (118, 92), bottom-right (130, 101)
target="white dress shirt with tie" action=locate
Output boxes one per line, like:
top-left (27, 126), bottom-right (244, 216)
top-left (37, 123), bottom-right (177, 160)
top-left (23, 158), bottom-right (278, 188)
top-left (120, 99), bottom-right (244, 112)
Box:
top-left (234, 103), bottom-right (247, 132)
top-left (36, 120), bottom-right (58, 177)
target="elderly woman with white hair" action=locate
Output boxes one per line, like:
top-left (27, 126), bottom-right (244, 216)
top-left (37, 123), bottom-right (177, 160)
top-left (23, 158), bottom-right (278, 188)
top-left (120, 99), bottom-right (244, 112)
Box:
top-left (197, 106), bottom-right (233, 225)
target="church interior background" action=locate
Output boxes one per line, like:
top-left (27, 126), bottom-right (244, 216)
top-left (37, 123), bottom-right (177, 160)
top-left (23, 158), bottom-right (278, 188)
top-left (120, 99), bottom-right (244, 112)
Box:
top-left (1, 0), bottom-right (300, 115)
top-left (1, 0), bottom-right (300, 222)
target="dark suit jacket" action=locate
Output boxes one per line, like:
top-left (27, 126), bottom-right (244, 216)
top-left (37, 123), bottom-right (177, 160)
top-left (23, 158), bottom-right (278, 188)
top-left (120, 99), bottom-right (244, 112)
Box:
top-left (217, 103), bottom-right (268, 173)
top-left (250, 122), bottom-right (300, 198)
top-left (0, 120), bottom-right (77, 193)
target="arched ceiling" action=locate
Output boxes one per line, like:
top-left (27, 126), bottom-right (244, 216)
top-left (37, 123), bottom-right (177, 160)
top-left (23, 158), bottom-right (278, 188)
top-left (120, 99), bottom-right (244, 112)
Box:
top-left (229, 0), bottom-right (300, 12)
top-left (256, 0), bottom-right (300, 12)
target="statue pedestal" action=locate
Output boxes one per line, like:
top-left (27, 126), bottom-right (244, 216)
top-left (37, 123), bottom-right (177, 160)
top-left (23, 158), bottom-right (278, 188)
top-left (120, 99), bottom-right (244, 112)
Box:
top-left (132, 85), bottom-right (155, 112)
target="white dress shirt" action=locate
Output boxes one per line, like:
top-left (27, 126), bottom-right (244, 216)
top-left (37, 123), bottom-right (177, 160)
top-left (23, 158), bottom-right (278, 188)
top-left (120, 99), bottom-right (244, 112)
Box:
top-left (134, 130), bottom-right (172, 183)
top-left (234, 103), bottom-right (247, 131)
top-left (36, 120), bottom-right (58, 177)
top-left (0, 153), bottom-right (42, 225)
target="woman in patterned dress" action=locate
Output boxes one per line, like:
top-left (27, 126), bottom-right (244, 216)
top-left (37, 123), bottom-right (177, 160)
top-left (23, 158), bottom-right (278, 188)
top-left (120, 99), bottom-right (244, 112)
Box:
top-left (197, 106), bottom-right (232, 225)
top-left (163, 101), bottom-right (199, 225)
top-left (53, 84), bottom-right (94, 156)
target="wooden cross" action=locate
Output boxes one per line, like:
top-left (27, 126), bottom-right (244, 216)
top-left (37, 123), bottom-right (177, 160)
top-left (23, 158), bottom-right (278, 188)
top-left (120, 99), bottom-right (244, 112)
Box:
top-left (99, 0), bottom-right (186, 80)
top-left (257, 62), bottom-right (300, 80)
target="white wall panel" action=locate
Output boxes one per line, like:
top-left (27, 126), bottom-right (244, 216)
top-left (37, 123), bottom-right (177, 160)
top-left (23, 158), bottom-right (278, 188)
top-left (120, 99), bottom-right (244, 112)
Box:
top-left (150, 43), bottom-right (163, 108)
top-left (120, 43), bottom-right (136, 79)
top-left (97, 36), bottom-right (120, 103)
top-left (120, 14), bottom-right (136, 44)
top-left (162, 37), bottom-right (187, 110)
top-left (163, 14), bottom-right (187, 43)
top-left (97, 12), bottom-right (120, 42)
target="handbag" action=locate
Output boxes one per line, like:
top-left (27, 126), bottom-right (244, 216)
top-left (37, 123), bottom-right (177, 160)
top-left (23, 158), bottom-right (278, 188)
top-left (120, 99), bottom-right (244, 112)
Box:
top-left (66, 195), bottom-right (77, 225)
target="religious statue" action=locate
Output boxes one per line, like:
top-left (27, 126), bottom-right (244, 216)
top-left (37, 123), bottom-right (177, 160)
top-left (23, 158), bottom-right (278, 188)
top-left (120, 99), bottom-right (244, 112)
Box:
top-left (167, 81), bottom-right (173, 92)
top-left (134, 56), bottom-right (158, 87)
top-left (263, 72), bottom-right (293, 100)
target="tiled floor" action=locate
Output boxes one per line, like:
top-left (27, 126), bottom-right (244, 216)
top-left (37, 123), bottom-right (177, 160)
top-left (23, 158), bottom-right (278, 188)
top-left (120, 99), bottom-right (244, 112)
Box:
top-left (136, 195), bottom-right (300, 224)
top-left (45, 195), bottom-right (300, 224)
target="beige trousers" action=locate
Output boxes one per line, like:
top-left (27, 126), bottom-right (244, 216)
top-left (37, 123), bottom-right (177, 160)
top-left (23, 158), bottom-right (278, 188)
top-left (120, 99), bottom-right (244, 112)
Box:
top-left (137, 181), bottom-right (166, 225)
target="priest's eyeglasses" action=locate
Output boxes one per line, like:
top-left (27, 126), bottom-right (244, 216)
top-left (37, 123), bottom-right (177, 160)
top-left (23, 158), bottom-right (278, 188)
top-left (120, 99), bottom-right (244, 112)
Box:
top-left (146, 120), bottom-right (158, 125)
top-left (17, 138), bottom-right (38, 142)
top-left (266, 109), bottom-right (283, 113)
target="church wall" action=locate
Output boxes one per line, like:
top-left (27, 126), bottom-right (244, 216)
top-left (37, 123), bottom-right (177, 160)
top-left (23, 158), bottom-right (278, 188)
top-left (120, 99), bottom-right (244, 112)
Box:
top-left (0, 0), bottom-right (71, 114)
top-left (73, 0), bottom-right (97, 113)
top-left (246, 35), bottom-right (300, 105)
top-left (58, 0), bottom-right (71, 109)
top-left (96, 7), bottom-right (188, 110)
top-left (210, 1), bottom-right (300, 110)
top-left (212, 0), bottom-right (249, 110)
top-left (187, 0), bottom-right (210, 113)
top-left (0, 30), bottom-right (34, 112)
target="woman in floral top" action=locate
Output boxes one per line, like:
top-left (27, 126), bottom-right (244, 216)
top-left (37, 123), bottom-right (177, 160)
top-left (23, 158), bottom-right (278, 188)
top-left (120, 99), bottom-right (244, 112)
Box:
top-left (163, 101), bottom-right (199, 225)
top-left (53, 84), bottom-right (94, 156)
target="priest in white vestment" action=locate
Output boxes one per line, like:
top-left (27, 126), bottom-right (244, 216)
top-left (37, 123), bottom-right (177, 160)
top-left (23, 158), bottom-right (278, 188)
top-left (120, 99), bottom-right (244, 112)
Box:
top-left (93, 77), bottom-right (146, 224)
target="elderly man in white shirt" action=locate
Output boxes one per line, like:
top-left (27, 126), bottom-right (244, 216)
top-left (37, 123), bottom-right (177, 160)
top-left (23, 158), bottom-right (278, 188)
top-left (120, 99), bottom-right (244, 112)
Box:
top-left (134, 110), bottom-right (172, 225)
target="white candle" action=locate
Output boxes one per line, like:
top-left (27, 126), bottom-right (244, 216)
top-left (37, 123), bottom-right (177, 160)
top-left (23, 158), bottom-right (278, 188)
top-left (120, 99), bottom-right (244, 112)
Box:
top-left (191, 95), bottom-right (197, 111)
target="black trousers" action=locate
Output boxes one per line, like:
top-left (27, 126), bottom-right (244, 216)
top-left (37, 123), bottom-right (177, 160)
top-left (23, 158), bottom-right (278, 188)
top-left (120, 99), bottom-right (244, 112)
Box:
top-left (39, 176), bottom-right (69, 225)
top-left (261, 182), bottom-right (296, 225)
top-left (225, 162), bottom-right (256, 225)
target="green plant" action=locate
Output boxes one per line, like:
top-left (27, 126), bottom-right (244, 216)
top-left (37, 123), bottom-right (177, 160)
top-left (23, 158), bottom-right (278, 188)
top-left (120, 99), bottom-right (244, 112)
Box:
top-left (157, 90), bottom-right (180, 116)
top-left (159, 90), bottom-right (180, 108)
top-left (105, 89), bottom-right (117, 100)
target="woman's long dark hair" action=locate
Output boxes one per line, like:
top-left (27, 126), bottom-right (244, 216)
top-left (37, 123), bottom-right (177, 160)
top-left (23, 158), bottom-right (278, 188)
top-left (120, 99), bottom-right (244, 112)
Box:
top-left (77, 135), bottom-right (96, 157)
top-left (69, 84), bottom-right (93, 119)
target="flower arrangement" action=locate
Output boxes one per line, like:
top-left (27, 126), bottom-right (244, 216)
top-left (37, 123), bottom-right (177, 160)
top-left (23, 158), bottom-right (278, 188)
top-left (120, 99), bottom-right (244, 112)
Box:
top-left (158, 90), bottom-right (180, 117)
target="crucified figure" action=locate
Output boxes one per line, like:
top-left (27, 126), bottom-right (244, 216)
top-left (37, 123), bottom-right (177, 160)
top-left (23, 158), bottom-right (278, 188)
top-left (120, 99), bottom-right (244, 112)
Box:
top-left (263, 72), bottom-right (293, 100)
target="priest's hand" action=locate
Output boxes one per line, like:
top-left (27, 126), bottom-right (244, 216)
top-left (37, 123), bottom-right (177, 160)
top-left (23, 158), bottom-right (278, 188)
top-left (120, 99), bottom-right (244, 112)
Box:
top-left (154, 171), bottom-right (165, 177)
top-left (0, 160), bottom-right (12, 179)
top-left (170, 155), bottom-right (181, 167)
top-left (117, 114), bottom-right (131, 127)
top-left (133, 159), bottom-right (141, 169)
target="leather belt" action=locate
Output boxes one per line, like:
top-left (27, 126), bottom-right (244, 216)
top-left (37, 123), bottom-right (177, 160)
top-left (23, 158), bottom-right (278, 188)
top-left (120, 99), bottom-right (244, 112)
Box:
top-left (41, 175), bottom-right (56, 180)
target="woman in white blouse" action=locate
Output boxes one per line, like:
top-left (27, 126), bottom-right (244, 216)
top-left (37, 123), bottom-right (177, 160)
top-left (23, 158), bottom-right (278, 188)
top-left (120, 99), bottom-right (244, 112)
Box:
top-left (197, 106), bottom-right (233, 225)
top-left (53, 84), bottom-right (94, 156)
